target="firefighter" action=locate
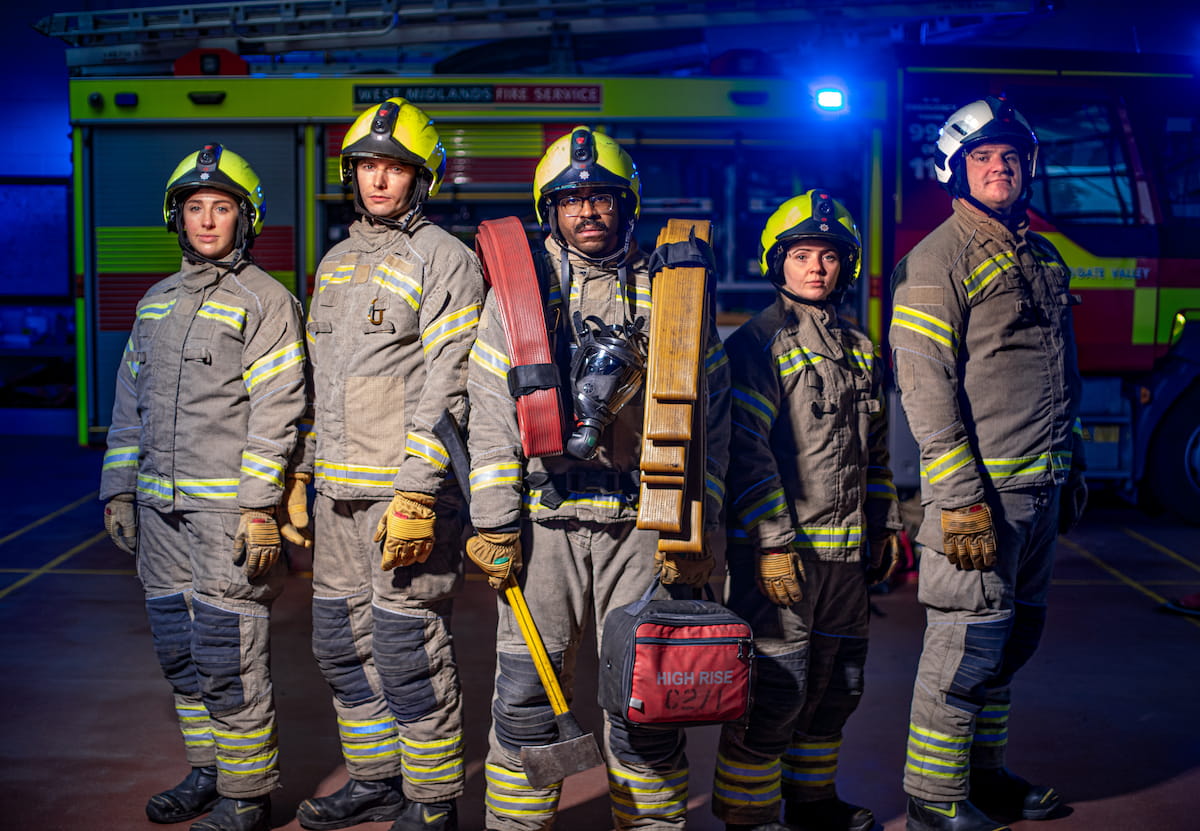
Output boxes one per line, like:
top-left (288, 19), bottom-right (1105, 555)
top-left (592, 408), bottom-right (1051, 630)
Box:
top-left (463, 126), bottom-right (730, 830)
top-left (100, 144), bottom-right (308, 831)
top-left (889, 97), bottom-right (1086, 831)
top-left (294, 98), bottom-right (483, 831)
top-left (710, 191), bottom-right (902, 831)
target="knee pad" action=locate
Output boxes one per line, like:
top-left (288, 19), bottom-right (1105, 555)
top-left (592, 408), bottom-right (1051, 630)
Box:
top-left (192, 600), bottom-right (246, 714)
top-left (492, 651), bottom-right (558, 754)
top-left (824, 634), bottom-right (868, 698)
top-left (608, 716), bottom-right (685, 769)
top-left (946, 618), bottom-right (1012, 714)
top-left (995, 602), bottom-right (1047, 686)
top-left (743, 649), bottom-right (808, 751)
top-left (312, 596), bottom-right (375, 705)
top-left (373, 607), bottom-right (438, 724)
top-left (146, 593), bottom-right (199, 696)
top-left (802, 635), bottom-right (869, 736)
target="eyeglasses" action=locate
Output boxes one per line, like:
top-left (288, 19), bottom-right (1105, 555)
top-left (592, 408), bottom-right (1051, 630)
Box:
top-left (557, 193), bottom-right (617, 216)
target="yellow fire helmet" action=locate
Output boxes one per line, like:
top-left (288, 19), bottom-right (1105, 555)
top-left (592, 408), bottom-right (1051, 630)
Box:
top-left (533, 126), bottom-right (641, 227)
top-left (340, 97), bottom-right (447, 202)
top-left (163, 143), bottom-right (265, 265)
top-left (760, 189), bottom-right (862, 291)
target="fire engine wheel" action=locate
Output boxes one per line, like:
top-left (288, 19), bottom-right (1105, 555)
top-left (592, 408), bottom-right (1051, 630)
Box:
top-left (1145, 384), bottom-right (1200, 524)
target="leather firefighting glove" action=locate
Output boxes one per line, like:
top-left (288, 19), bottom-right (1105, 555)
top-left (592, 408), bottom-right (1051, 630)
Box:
top-left (1059, 471), bottom-right (1088, 535)
top-left (654, 532), bottom-right (716, 588)
top-left (374, 491), bottom-right (437, 570)
top-left (465, 530), bottom-right (522, 590)
top-left (865, 532), bottom-right (902, 586)
top-left (756, 546), bottom-right (805, 606)
top-left (103, 493), bottom-right (137, 556)
top-left (940, 502), bottom-right (998, 570)
top-left (235, 508), bottom-right (283, 578)
top-left (277, 472), bottom-right (313, 549)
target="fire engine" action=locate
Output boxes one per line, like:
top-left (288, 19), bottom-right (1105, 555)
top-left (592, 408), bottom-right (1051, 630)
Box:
top-left (40, 5), bottom-right (1200, 519)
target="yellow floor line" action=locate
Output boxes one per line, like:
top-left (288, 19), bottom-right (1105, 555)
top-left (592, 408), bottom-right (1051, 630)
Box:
top-left (1059, 537), bottom-right (1200, 630)
top-left (1121, 527), bottom-right (1200, 575)
top-left (0, 491), bottom-right (100, 547)
top-left (0, 531), bottom-right (108, 601)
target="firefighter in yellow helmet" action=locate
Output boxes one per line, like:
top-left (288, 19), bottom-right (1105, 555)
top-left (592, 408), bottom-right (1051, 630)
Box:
top-left (711, 191), bottom-right (902, 831)
top-left (100, 143), bottom-right (308, 831)
top-left (293, 99), bottom-right (484, 831)
top-left (891, 96), bottom-right (1083, 831)
top-left (463, 126), bottom-right (731, 830)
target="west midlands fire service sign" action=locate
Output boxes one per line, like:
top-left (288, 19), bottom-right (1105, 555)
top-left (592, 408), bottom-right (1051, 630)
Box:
top-left (353, 84), bottom-right (603, 107)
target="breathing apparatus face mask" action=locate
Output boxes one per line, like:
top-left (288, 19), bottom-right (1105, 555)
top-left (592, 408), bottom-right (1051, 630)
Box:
top-left (566, 312), bottom-right (648, 459)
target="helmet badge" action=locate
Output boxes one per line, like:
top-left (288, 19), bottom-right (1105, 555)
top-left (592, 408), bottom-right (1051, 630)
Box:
top-left (580, 170), bottom-right (590, 180)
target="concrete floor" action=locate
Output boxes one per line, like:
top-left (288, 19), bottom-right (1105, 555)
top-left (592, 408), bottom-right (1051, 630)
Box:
top-left (1, 435), bottom-right (1198, 831)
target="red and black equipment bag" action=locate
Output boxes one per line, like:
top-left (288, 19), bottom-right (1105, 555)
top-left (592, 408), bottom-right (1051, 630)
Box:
top-left (599, 579), bottom-right (755, 727)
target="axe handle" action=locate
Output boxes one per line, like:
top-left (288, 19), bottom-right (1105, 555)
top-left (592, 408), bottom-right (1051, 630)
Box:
top-left (433, 409), bottom-right (572, 718)
top-left (504, 576), bottom-right (570, 717)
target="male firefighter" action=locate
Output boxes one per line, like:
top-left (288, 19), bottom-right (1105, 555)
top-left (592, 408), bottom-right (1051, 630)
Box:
top-left (890, 96), bottom-right (1087, 831)
top-left (100, 144), bottom-right (308, 831)
top-left (711, 191), bottom-right (902, 831)
top-left (463, 126), bottom-right (730, 830)
top-left (294, 98), bottom-right (484, 831)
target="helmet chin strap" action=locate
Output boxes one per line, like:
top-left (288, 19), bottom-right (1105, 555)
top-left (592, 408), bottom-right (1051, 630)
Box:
top-left (545, 195), bottom-right (637, 268)
top-left (354, 170), bottom-right (430, 233)
top-left (768, 246), bottom-right (849, 307)
top-left (175, 203), bottom-right (253, 270)
top-left (775, 282), bottom-right (841, 308)
top-left (951, 157), bottom-right (1032, 227)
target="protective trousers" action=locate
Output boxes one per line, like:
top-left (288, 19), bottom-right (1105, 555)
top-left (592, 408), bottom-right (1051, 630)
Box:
top-left (713, 549), bottom-right (869, 824)
top-left (904, 486), bottom-right (1060, 801)
top-left (311, 493), bottom-right (466, 802)
top-left (138, 507), bottom-right (284, 799)
top-left (485, 519), bottom-right (688, 831)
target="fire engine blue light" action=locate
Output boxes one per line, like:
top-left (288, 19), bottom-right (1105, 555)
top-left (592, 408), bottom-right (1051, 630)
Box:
top-left (815, 88), bottom-right (846, 111)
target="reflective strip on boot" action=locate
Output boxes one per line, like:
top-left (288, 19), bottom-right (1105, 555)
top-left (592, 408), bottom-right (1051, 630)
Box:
top-left (608, 766), bottom-right (689, 824)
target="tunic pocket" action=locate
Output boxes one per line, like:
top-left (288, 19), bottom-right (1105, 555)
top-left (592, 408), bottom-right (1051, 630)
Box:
top-left (344, 375), bottom-right (406, 462)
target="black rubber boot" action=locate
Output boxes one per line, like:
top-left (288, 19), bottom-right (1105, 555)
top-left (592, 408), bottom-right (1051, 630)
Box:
top-left (146, 765), bottom-right (219, 824)
top-left (190, 795), bottom-right (270, 831)
top-left (906, 796), bottom-right (1010, 831)
top-left (786, 796), bottom-right (876, 831)
top-left (970, 767), bottom-right (1062, 820)
top-left (726, 822), bottom-right (795, 831)
top-left (296, 776), bottom-right (406, 829)
top-left (389, 798), bottom-right (458, 830)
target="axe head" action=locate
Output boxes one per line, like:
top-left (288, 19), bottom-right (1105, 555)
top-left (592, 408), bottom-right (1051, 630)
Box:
top-left (520, 727), bottom-right (604, 790)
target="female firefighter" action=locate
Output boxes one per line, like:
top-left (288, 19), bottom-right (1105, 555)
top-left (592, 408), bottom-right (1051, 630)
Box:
top-left (100, 144), bottom-right (308, 831)
top-left (711, 191), bottom-right (902, 831)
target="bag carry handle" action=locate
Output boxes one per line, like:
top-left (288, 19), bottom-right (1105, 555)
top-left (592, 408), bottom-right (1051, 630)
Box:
top-left (624, 576), bottom-right (718, 617)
